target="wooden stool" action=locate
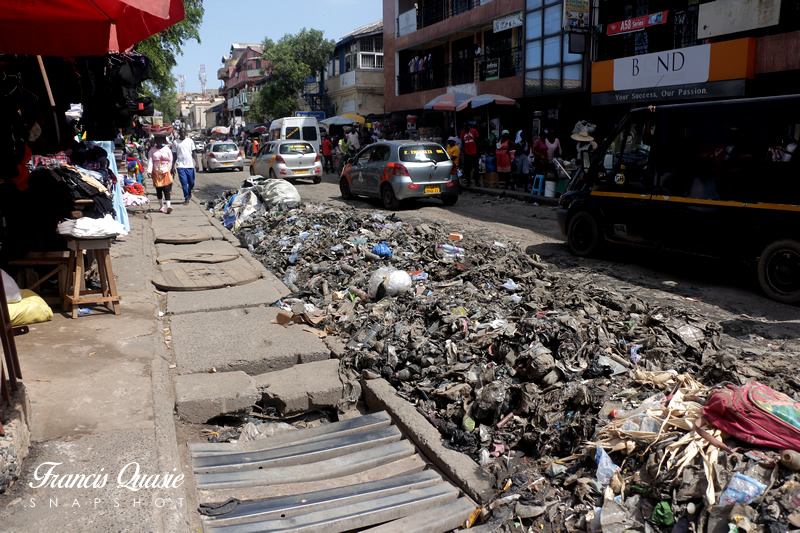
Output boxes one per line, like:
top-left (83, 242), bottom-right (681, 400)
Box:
top-left (62, 238), bottom-right (121, 319)
top-left (8, 251), bottom-right (70, 305)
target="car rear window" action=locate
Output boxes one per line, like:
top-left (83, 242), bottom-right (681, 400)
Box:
top-left (212, 143), bottom-right (238, 153)
top-left (279, 143), bottom-right (315, 155)
top-left (398, 144), bottom-right (449, 163)
top-left (285, 126), bottom-right (301, 139)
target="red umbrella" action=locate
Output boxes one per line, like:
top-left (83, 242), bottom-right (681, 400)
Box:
top-left (0, 0), bottom-right (186, 56)
top-left (423, 92), bottom-right (473, 111)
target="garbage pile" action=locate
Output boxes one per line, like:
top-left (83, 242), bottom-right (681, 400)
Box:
top-left (208, 183), bottom-right (800, 533)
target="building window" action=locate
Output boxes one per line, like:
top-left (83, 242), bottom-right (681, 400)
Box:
top-left (344, 42), bottom-right (358, 73)
top-left (524, 0), bottom-right (584, 96)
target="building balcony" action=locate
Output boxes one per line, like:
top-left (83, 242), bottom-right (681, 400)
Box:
top-left (397, 0), bottom-right (481, 36)
top-left (397, 47), bottom-right (521, 95)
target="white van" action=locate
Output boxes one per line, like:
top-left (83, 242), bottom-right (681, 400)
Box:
top-left (269, 117), bottom-right (321, 154)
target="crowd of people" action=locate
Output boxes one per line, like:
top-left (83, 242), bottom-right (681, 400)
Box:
top-left (443, 124), bottom-right (591, 191)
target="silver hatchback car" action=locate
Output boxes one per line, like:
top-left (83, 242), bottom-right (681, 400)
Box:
top-left (250, 140), bottom-right (323, 183)
top-left (202, 141), bottom-right (243, 172)
top-left (340, 141), bottom-right (459, 209)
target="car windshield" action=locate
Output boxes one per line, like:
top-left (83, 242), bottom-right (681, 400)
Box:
top-left (212, 143), bottom-right (238, 153)
top-left (279, 143), bottom-right (314, 155)
top-left (398, 144), bottom-right (449, 163)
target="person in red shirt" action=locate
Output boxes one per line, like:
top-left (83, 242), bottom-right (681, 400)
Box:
top-left (459, 124), bottom-right (480, 186)
top-left (320, 134), bottom-right (334, 174)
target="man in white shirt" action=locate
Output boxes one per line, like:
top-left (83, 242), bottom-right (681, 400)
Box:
top-left (172, 129), bottom-right (196, 204)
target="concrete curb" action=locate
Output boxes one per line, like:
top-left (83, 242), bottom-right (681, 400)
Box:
top-left (463, 184), bottom-right (560, 206)
top-left (362, 378), bottom-right (494, 505)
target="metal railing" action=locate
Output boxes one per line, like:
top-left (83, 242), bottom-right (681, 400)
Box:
top-left (396, 47), bottom-right (522, 95)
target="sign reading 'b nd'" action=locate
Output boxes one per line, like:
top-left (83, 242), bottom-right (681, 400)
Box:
top-left (613, 44), bottom-right (711, 91)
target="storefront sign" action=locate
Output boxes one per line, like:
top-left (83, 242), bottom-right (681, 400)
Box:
top-left (563, 0), bottom-right (590, 29)
top-left (398, 8), bottom-right (417, 37)
top-left (606, 11), bottom-right (668, 36)
top-left (591, 79), bottom-right (746, 105)
top-left (295, 111), bottom-right (325, 120)
top-left (493, 11), bottom-right (522, 33)
top-left (590, 38), bottom-right (756, 106)
top-left (613, 44), bottom-right (710, 91)
top-left (485, 58), bottom-right (500, 80)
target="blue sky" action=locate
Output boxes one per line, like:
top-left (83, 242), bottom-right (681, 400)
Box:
top-left (172, 0), bottom-right (383, 93)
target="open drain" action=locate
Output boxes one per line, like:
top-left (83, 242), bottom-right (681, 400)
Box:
top-left (189, 411), bottom-right (477, 532)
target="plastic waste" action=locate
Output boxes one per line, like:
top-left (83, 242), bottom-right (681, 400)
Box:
top-left (718, 473), bottom-right (767, 505)
top-left (368, 267), bottom-right (412, 298)
top-left (652, 501), bottom-right (676, 526)
top-left (371, 241), bottom-right (392, 258)
top-left (620, 414), bottom-right (661, 433)
top-left (346, 322), bottom-right (383, 350)
top-left (77, 308), bottom-right (92, 316)
top-left (435, 243), bottom-right (466, 262)
top-left (500, 279), bottom-right (519, 291)
top-left (609, 393), bottom-right (665, 419)
top-left (595, 445), bottom-right (619, 486)
top-left (782, 449), bottom-right (800, 471)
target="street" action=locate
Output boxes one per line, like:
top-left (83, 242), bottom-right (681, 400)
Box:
top-left (193, 163), bottom-right (800, 330)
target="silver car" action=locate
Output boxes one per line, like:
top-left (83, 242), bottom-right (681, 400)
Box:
top-left (202, 141), bottom-right (244, 172)
top-left (339, 141), bottom-right (459, 209)
top-left (249, 140), bottom-right (323, 183)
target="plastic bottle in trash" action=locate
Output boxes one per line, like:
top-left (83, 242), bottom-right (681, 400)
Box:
top-left (781, 449), bottom-right (800, 471)
top-left (609, 393), bottom-right (665, 419)
top-left (396, 364), bottom-right (421, 381)
top-left (436, 243), bottom-right (466, 262)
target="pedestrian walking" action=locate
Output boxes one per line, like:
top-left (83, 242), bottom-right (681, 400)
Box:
top-left (320, 135), bottom-right (334, 174)
top-left (172, 128), bottom-right (196, 204)
top-left (459, 124), bottom-right (479, 186)
top-left (496, 130), bottom-right (513, 189)
top-left (446, 138), bottom-right (460, 168)
top-left (512, 131), bottom-right (530, 190)
top-left (147, 134), bottom-right (174, 214)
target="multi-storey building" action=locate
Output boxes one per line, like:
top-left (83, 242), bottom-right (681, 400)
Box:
top-left (324, 21), bottom-right (385, 119)
top-left (217, 43), bottom-right (267, 130)
top-left (384, 1), bottom-right (524, 129)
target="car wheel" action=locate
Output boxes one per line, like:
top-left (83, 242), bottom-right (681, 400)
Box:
top-left (567, 211), bottom-right (603, 257)
top-left (758, 239), bottom-right (800, 304)
top-left (269, 169), bottom-right (277, 180)
top-left (340, 177), bottom-right (354, 199)
top-left (249, 166), bottom-right (255, 176)
top-left (313, 175), bottom-right (322, 184)
top-left (441, 195), bottom-right (458, 207)
top-left (381, 184), bottom-right (400, 210)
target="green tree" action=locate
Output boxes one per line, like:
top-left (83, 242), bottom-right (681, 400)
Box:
top-left (135, 0), bottom-right (204, 118)
top-left (251, 28), bottom-right (335, 121)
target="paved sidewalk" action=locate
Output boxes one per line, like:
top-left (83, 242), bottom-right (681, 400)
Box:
top-left (0, 206), bottom-right (189, 532)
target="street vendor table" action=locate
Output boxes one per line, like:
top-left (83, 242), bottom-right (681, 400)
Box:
top-left (62, 237), bottom-right (121, 318)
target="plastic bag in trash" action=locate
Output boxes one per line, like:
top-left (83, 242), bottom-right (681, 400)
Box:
top-left (372, 241), bottom-right (392, 258)
top-left (596, 445), bottom-right (619, 485)
top-left (718, 473), bottom-right (767, 505)
top-left (500, 279), bottom-right (519, 291)
top-left (368, 267), bottom-right (412, 298)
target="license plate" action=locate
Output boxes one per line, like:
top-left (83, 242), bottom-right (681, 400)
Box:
top-left (292, 170), bottom-right (308, 175)
top-left (424, 186), bottom-right (440, 194)
top-left (221, 162), bottom-right (233, 166)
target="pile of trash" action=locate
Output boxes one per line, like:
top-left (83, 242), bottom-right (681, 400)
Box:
top-left (208, 182), bottom-right (800, 532)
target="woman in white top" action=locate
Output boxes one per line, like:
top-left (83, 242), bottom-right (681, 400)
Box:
top-left (146, 134), bottom-right (174, 214)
